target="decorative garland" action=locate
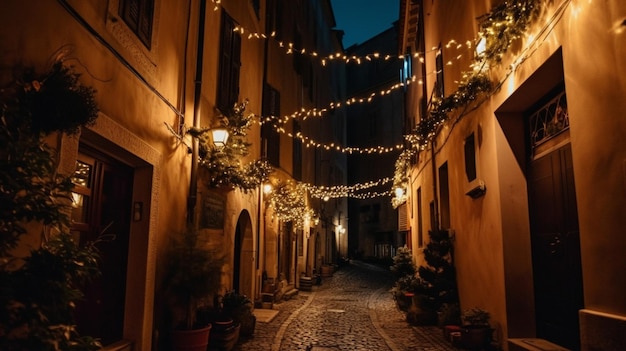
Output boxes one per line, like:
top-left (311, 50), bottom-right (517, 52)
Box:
top-left (391, 0), bottom-right (545, 205)
top-left (477, 0), bottom-right (542, 63)
top-left (188, 100), bottom-right (273, 192)
top-left (266, 180), bottom-right (313, 228)
top-left (391, 149), bottom-right (413, 209)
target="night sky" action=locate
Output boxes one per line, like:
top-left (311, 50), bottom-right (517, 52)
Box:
top-left (330, 0), bottom-right (400, 48)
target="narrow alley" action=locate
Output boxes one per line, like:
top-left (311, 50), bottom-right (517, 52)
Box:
top-left (236, 261), bottom-right (456, 351)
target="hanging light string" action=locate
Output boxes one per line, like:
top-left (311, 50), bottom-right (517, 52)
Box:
top-left (253, 115), bottom-right (405, 155)
top-left (303, 177), bottom-right (393, 199)
top-left (234, 24), bottom-right (475, 68)
top-left (391, 0), bottom-right (573, 206)
top-left (215, 0), bottom-right (475, 67)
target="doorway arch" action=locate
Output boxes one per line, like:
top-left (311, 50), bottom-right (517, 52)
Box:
top-left (233, 210), bottom-right (254, 298)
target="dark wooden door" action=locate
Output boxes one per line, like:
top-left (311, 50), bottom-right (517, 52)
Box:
top-left (71, 146), bottom-right (133, 345)
top-left (527, 144), bottom-right (584, 350)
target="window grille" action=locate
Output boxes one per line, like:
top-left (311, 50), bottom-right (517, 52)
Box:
top-left (529, 91), bottom-right (569, 151)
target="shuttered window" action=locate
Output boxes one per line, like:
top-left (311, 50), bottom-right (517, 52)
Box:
top-left (119, 0), bottom-right (154, 49)
top-left (217, 12), bottom-right (242, 113)
top-left (262, 84), bottom-right (280, 167)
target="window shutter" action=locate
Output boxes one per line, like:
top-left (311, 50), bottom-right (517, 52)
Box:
top-left (138, 0), bottom-right (154, 49)
top-left (398, 203), bottom-right (409, 232)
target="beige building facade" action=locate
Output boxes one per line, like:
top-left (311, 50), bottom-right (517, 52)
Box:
top-left (1, 0), bottom-right (343, 350)
top-left (399, 0), bottom-right (626, 350)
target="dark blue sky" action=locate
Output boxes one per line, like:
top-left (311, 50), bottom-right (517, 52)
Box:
top-left (331, 0), bottom-right (400, 48)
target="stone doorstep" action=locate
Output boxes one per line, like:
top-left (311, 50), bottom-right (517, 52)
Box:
top-left (509, 338), bottom-right (570, 351)
top-left (283, 288), bottom-right (299, 300)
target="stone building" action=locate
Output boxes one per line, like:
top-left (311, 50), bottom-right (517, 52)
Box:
top-left (398, 0), bottom-right (626, 350)
top-left (0, 0), bottom-right (343, 350)
top-left (345, 24), bottom-right (405, 260)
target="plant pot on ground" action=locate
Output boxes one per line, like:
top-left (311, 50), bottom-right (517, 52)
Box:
top-left (460, 307), bottom-right (493, 350)
top-left (197, 296), bottom-right (241, 351)
top-left (406, 293), bottom-right (438, 326)
top-left (221, 290), bottom-right (256, 338)
top-left (163, 226), bottom-right (223, 351)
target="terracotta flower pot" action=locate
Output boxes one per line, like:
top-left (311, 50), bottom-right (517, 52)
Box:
top-left (171, 324), bottom-right (212, 351)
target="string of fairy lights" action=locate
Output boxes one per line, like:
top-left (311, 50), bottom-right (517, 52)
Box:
top-left (202, 0), bottom-right (572, 205)
top-left (255, 115), bottom-right (404, 154)
top-left (303, 177), bottom-right (394, 200)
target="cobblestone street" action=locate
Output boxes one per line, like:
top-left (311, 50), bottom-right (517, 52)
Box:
top-left (235, 261), bottom-right (457, 351)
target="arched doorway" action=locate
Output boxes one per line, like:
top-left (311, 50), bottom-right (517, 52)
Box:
top-left (233, 210), bottom-right (254, 298)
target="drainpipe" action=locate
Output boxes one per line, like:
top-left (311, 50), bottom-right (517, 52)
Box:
top-left (187, 0), bottom-right (207, 225)
top-left (430, 138), bottom-right (440, 232)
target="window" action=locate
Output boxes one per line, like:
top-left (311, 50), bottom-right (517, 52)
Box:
top-left (439, 162), bottom-right (450, 229)
top-left (251, 0), bottom-right (260, 19)
top-left (464, 133), bottom-right (477, 182)
top-left (262, 84), bottom-right (280, 167)
top-left (119, 0), bottom-right (154, 49)
top-left (401, 47), bottom-right (412, 85)
top-left (266, 0), bottom-right (283, 41)
top-left (217, 12), bottom-right (241, 113)
top-left (417, 187), bottom-right (423, 247)
top-left (528, 89), bottom-right (569, 154)
top-left (435, 45), bottom-right (444, 98)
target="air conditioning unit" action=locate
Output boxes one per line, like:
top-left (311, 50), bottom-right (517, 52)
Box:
top-left (465, 179), bottom-right (486, 199)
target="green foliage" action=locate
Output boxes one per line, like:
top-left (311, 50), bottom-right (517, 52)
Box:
top-left (0, 61), bottom-right (101, 351)
top-left (393, 0), bottom-right (545, 203)
top-left (477, 0), bottom-right (542, 63)
top-left (393, 274), bottom-right (422, 294)
top-left (0, 63), bottom-right (98, 255)
top-left (1, 62), bottom-right (98, 137)
top-left (1, 234), bottom-right (101, 351)
top-left (221, 290), bottom-right (253, 323)
top-left (391, 150), bottom-right (411, 209)
top-left (190, 100), bottom-right (273, 192)
top-left (163, 226), bottom-right (223, 330)
top-left (462, 307), bottom-right (490, 327)
top-left (390, 246), bottom-right (416, 279)
top-left (417, 230), bottom-right (459, 309)
top-left (267, 181), bottom-right (313, 228)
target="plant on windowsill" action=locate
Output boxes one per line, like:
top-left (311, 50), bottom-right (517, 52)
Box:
top-left (163, 226), bottom-right (223, 351)
top-left (0, 61), bottom-right (102, 351)
top-left (187, 100), bottom-right (273, 192)
top-left (461, 307), bottom-right (493, 350)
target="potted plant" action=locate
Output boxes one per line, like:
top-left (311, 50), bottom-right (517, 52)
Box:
top-left (390, 246), bottom-right (418, 312)
top-left (163, 226), bottom-right (223, 351)
top-left (461, 307), bottom-right (493, 350)
top-left (197, 293), bottom-right (241, 351)
top-left (1, 61), bottom-right (102, 351)
top-left (222, 290), bottom-right (256, 338)
top-left (391, 274), bottom-right (420, 312)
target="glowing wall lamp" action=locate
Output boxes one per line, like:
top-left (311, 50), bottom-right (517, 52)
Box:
top-left (210, 127), bottom-right (230, 148)
top-left (395, 187), bottom-right (405, 198)
top-left (475, 36), bottom-right (487, 58)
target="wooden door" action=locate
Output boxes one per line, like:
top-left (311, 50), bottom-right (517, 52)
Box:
top-left (71, 146), bottom-right (133, 345)
top-left (527, 144), bottom-right (584, 350)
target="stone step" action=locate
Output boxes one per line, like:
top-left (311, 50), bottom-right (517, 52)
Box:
top-left (509, 338), bottom-right (570, 351)
top-left (283, 288), bottom-right (299, 300)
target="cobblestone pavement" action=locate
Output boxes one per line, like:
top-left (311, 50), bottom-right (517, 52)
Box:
top-left (235, 260), bottom-right (457, 351)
